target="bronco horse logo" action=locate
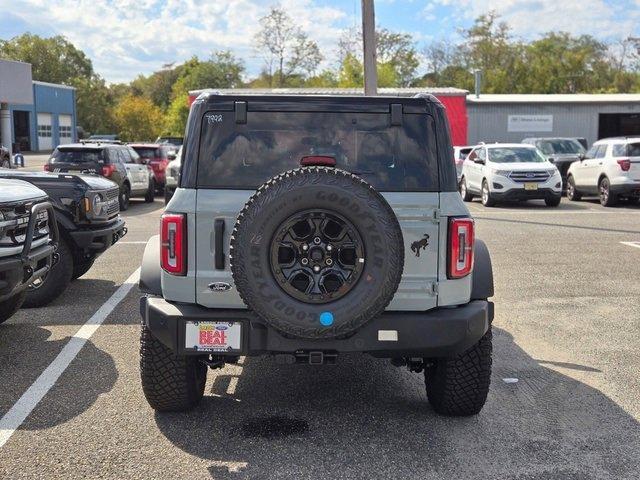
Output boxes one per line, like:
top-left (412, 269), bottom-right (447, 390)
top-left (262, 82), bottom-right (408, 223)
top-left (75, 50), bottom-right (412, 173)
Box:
top-left (410, 234), bottom-right (430, 257)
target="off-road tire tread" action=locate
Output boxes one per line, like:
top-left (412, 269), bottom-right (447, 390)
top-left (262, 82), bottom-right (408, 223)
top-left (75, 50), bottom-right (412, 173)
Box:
top-left (139, 324), bottom-right (206, 412)
top-left (0, 290), bottom-right (26, 324)
top-left (229, 166), bottom-right (404, 339)
top-left (425, 328), bottom-right (492, 416)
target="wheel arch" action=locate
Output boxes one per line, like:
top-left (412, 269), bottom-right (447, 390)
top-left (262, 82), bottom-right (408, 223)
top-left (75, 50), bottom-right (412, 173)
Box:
top-left (471, 239), bottom-right (494, 301)
top-left (139, 235), bottom-right (162, 295)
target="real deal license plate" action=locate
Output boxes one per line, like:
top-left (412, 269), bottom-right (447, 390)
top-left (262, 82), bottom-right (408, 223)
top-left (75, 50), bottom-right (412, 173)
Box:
top-left (524, 182), bottom-right (539, 190)
top-left (185, 321), bottom-right (241, 352)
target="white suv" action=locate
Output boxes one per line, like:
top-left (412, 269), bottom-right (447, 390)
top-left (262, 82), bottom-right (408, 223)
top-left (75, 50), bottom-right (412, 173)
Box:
top-left (459, 143), bottom-right (562, 207)
top-left (566, 137), bottom-right (640, 207)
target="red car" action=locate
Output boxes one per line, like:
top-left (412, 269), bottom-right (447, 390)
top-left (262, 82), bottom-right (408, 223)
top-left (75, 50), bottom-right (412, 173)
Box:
top-left (129, 143), bottom-right (177, 190)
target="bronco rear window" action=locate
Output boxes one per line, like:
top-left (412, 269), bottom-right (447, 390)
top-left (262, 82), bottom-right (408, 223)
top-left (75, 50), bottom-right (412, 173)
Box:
top-left (196, 111), bottom-right (438, 191)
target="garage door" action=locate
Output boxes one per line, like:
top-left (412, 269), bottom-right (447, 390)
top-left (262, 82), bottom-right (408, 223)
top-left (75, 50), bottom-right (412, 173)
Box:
top-left (37, 113), bottom-right (52, 150)
top-left (58, 114), bottom-right (73, 145)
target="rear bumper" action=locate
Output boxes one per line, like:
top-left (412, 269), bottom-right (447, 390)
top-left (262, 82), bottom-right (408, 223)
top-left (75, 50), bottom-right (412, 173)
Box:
top-left (140, 296), bottom-right (494, 358)
top-left (610, 183), bottom-right (640, 196)
top-left (68, 218), bottom-right (127, 254)
top-left (491, 187), bottom-right (560, 201)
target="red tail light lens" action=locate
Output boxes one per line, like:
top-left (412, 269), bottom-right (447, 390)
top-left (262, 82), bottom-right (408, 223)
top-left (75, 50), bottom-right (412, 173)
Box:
top-left (448, 217), bottom-right (475, 279)
top-left (161, 213), bottom-right (187, 275)
top-left (102, 164), bottom-right (116, 177)
top-left (43, 164), bottom-right (50, 172)
top-left (617, 158), bottom-right (631, 171)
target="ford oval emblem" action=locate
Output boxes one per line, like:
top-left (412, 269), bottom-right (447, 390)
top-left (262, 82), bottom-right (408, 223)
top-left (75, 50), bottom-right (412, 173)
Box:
top-left (208, 282), bottom-right (232, 292)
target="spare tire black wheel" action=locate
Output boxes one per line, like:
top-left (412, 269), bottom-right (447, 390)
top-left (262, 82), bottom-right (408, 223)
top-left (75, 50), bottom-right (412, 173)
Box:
top-left (230, 167), bottom-right (404, 340)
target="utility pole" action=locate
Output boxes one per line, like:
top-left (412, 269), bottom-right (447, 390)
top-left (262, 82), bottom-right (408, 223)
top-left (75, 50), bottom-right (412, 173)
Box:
top-left (361, 0), bottom-right (378, 96)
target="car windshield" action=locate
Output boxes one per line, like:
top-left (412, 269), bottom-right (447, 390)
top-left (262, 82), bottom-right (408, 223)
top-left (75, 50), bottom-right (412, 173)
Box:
top-left (488, 147), bottom-right (547, 163)
top-left (51, 148), bottom-right (104, 163)
top-left (536, 139), bottom-right (585, 155)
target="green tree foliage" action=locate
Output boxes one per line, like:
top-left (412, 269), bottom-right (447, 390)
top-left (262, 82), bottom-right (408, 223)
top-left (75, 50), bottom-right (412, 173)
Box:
top-left (254, 6), bottom-right (323, 87)
top-left (0, 33), bottom-right (93, 85)
top-left (71, 76), bottom-right (116, 135)
top-left (112, 95), bottom-right (163, 142)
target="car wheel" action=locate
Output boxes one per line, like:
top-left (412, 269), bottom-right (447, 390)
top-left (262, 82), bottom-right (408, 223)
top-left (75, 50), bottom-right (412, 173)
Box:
top-left (425, 328), bottom-right (493, 416)
top-left (0, 157), bottom-right (10, 169)
top-left (72, 259), bottom-right (95, 280)
top-left (230, 166), bottom-right (404, 340)
top-left (0, 291), bottom-right (27, 324)
top-left (599, 177), bottom-right (617, 207)
top-left (164, 188), bottom-right (174, 205)
top-left (140, 324), bottom-right (207, 412)
top-left (23, 237), bottom-right (74, 308)
top-left (459, 177), bottom-right (473, 202)
top-left (120, 183), bottom-right (130, 211)
top-left (481, 180), bottom-right (496, 207)
top-left (566, 175), bottom-right (581, 201)
top-left (145, 178), bottom-right (155, 203)
top-left (545, 195), bottom-right (561, 207)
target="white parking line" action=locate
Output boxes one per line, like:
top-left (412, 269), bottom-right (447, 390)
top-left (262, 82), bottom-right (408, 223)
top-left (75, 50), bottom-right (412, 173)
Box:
top-left (0, 268), bottom-right (140, 449)
top-left (621, 241), bottom-right (640, 249)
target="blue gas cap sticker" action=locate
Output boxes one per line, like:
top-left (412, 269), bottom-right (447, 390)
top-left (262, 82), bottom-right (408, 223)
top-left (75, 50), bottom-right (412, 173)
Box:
top-left (319, 312), bottom-right (334, 326)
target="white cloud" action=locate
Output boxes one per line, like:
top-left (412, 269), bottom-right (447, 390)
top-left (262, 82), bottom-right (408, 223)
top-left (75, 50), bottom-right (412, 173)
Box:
top-left (434, 0), bottom-right (640, 41)
top-left (0, 0), bottom-right (349, 83)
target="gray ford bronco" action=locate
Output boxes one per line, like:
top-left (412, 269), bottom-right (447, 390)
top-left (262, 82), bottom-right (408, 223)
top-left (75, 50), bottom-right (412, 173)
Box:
top-left (139, 93), bottom-right (495, 416)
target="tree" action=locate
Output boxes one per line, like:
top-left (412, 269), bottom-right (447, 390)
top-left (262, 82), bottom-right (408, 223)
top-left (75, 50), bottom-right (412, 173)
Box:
top-left (112, 95), bottom-right (163, 142)
top-left (0, 33), bottom-right (93, 85)
top-left (71, 76), bottom-right (116, 135)
top-left (254, 6), bottom-right (323, 86)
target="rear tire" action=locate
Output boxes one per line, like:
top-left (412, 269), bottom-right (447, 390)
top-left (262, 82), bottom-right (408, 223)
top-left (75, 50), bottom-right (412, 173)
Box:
top-left (599, 177), bottom-right (617, 207)
top-left (545, 195), bottom-right (561, 207)
top-left (120, 183), bottom-right (130, 211)
top-left (144, 178), bottom-right (155, 203)
top-left (459, 177), bottom-right (473, 202)
top-left (164, 187), bottom-right (174, 205)
top-left (23, 237), bottom-right (73, 308)
top-left (0, 290), bottom-right (26, 324)
top-left (140, 325), bottom-right (207, 412)
top-left (425, 328), bottom-right (493, 416)
top-left (481, 180), bottom-right (496, 207)
top-left (566, 175), bottom-right (581, 201)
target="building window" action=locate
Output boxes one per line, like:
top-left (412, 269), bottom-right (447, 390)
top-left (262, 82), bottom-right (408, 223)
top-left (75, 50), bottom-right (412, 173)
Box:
top-left (59, 125), bottom-right (72, 138)
top-left (38, 124), bottom-right (52, 137)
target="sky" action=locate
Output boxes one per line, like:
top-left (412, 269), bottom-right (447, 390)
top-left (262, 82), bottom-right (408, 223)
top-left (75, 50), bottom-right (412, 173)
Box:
top-left (0, 0), bottom-right (639, 84)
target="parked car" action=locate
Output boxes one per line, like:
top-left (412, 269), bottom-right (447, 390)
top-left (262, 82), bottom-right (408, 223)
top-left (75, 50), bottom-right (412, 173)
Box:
top-left (163, 146), bottom-right (182, 204)
top-left (453, 145), bottom-right (474, 181)
top-left (155, 136), bottom-right (183, 148)
top-left (566, 137), bottom-right (640, 207)
top-left (123, 148), bottom-right (156, 203)
top-left (1, 145), bottom-right (11, 168)
top-left (45, 143), bottom-right (140, 210)
top-left (460, 143), bottom-right (562, 207)
top-left (0, 179), bottom-right (58, 323)
top-left (522, 137), bottom-right (586, 190)
top-left (138, 93), bottom-right (495, 417)
top-left (129, 143), bottom-right (176, 192)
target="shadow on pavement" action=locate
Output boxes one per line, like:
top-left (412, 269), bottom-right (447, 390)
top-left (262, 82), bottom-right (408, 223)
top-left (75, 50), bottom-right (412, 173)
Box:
top-left (0, 324), bottom-right (117, 429)
top-left (154, 327), bottom-right (640, 479)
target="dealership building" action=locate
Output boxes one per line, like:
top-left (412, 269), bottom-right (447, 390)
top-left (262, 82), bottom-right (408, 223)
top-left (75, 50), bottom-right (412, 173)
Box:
top-left (0, 59), bottom-right (77, 154)
top-left (191, 88), bottom-right (640, 148)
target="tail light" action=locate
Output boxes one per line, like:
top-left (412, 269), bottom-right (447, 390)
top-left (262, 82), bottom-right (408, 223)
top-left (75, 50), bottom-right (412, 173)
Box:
top-left (617, 158), bottom-right (631, 171)
top-left (448, 217), bottom-right (474, 279)
top-left (102, 164), bottom-right (116, 177)
top-left (161, 213), bottom-right (187, 275)
top-left (43, 164), bottom-right (50, 171)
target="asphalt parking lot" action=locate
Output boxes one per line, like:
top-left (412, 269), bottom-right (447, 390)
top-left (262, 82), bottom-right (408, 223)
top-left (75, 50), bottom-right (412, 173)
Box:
top-left (1, 196), bottom-right (639, 479)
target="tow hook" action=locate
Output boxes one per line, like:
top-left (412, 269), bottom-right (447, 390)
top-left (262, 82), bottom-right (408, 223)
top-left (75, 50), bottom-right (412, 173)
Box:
top-left (391, 357), bottom-right (431, 373)
top-left (274, 351), bottom-right (338, 365)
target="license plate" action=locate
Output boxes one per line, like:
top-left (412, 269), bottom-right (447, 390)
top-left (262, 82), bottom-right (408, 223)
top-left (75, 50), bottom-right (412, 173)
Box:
top-left (524, 182), bottom-right (538, 190)
top-left (185, 321), bottom-right (241, 352)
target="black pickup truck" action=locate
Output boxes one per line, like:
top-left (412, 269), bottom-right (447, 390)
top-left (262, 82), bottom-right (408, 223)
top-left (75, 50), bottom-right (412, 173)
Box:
top-left (0, 171), bottom-right (127, 307)
top-left (0, 179), bottom-right (58, 323)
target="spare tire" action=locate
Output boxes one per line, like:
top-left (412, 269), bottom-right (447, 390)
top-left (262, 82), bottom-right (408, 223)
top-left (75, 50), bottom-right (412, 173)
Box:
top-left (230, 167), bottom-right (404, 339)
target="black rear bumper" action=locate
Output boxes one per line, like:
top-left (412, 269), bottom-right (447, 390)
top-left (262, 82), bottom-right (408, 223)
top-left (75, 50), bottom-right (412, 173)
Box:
top-left (68, 217), bottom-right (127, 253)
top-left (140, 296), bottom-right (493, 358)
